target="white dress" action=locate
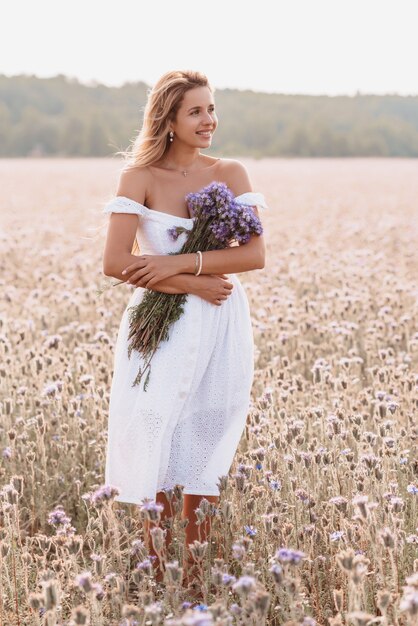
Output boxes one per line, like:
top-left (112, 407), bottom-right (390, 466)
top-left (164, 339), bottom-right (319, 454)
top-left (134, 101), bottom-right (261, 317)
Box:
top-left (102, 190), bottom-right (268, 504)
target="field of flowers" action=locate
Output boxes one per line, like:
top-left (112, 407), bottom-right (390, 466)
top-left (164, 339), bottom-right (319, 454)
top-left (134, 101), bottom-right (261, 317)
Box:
top-left (0, 157), bottom-right (417, 625)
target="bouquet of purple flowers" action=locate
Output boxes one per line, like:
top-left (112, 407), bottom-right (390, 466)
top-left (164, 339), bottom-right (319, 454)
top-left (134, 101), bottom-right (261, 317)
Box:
top-left (127, 181), bottom-right (263, 390)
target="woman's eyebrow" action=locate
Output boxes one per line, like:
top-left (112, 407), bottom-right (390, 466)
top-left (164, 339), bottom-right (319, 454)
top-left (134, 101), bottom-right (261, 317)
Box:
top-left (187, 104), bottom-right (215, 112)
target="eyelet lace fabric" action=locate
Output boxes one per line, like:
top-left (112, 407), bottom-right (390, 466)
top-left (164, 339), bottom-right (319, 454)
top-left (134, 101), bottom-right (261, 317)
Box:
top-left (102, 190), bottom-right (268, 503)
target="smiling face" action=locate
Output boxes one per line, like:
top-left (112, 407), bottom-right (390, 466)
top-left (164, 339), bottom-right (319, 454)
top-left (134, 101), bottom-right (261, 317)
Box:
top-left (170, 86), bottom-right (218, 147)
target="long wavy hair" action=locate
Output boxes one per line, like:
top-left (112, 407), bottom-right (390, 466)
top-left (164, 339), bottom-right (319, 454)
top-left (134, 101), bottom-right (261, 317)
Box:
top-left (115, 70), bottom-right (214, 254)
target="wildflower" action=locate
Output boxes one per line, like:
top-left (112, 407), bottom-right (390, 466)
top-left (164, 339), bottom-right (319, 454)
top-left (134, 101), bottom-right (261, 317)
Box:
top-left (167, 226), bottom-right (188, 241)
top-left (295, 488), bottom-right (310, 503)
top-left (231, 543), bottom-right (246, 561)
top-left (139, 498), bottom-right (165, 522)
top-left (92, 582), bottom-right (104, 600)
top-left (255, 462), bottom-right (262, 470)
top-left (48, 506), bottom-right (71, 527)
top-left (232, 575), bottom-right (257, 597)
top-left (399, 572), bottom-right (418, 616)
top-left (352, 494), bottom-right (369, 519)
top-left (270, 563), bottom-right (284, 584)
top-left (221, 573), bottom-right (236, 587)
top-left (42, 382), bottom-right (61, 397)
top-left (330, 531), bottom-right (345, 542)
top-left (2, 447), bottom-right (12, 459)
top-left (329, 496), bottom-right (349, 513)
top-left (387, 401), bottom-right (399, 414)
top-left (75, 571), bottom-right (94, 594)
top-left (407, 484), bottom-right (418, 495)
top-left (269, 479), bottom-right (281, 491)
top-left (276, 547), bottom-right (306, 565)
top-left (244, 525), bottom-right (257, 537)
top-left (88, 484), bottom-right (120, 507)
top-left (379, 527), bottom-right (395, 549)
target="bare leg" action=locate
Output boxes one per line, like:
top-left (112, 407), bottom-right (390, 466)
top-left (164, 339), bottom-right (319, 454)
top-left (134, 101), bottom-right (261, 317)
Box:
top-left (143, 491), bottom-right (174, 582)
top-left (182, 494), bottom-right (219, 586)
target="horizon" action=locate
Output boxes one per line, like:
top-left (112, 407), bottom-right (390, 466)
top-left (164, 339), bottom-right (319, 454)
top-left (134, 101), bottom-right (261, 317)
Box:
top-left (2, 72), bottom-right (416, 99)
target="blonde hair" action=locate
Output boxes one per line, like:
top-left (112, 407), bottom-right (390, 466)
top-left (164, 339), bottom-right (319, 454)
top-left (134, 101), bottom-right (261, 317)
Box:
top-left (115, 70), bottom-right (214, 254)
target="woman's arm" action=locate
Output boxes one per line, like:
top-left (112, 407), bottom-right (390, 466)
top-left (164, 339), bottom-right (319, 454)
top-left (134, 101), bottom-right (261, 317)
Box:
top-left (104, 252), bottom-right (198, 294)
top-left (175, 233), bottom-right (265, 275)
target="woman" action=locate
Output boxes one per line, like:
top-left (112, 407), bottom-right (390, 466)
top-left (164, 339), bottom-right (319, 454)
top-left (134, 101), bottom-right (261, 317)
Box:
top-left (101, 69), bottom-right (268, 594)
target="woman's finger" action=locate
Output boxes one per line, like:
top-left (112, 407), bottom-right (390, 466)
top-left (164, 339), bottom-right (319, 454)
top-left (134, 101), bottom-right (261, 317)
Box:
top-left (127, 267), bottom-right (150, 283)
top-left (122, 258), bottom-right (149, 275)
top-left (145, 274), bottom-right (161, 288)
top-left (135, 270), bottom-right (154, 287)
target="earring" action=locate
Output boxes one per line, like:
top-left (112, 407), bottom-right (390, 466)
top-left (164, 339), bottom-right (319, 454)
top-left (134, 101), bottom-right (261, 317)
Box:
top-left (169, 131), bottom-right (174, 142)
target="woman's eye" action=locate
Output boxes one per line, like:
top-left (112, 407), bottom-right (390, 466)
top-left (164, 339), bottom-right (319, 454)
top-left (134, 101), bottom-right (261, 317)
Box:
top-left (192, 108), bottom-right (215, 115)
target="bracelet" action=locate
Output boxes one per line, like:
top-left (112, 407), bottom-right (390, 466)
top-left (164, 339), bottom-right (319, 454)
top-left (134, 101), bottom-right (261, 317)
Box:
top-left (194, 251), bottom-right (199, 275)
top-left (195, 251), bottom-right (203, 276)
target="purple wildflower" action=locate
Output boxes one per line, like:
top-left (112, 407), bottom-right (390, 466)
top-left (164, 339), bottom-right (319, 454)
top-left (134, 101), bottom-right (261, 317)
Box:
top-left (232, 575), bottom-right (257, 596)
top-left (138, 498), bottom-right (165, 522)
top-left (407, 484), bottom-right (418, 495)
top-left (330, 531), bottom-right (345, 542)
top-left (222, 573), bottom-right (236, 587)
top-left (89, 484), bottom-right (120, 506)
top-left (167, 226), bottom-right (189, 241)
top-left (2, 447), bottom-right (12, 459)
top-left (193, 605), bottom-right (209, 613)
top-left (75, 571), bottom-right (94, 593)
top-left (276, 547), bottom-right (306, 564)
top-left (48, 506), bottom-right (71, 527)
top-left (244, 525), bottom-right (257, 537)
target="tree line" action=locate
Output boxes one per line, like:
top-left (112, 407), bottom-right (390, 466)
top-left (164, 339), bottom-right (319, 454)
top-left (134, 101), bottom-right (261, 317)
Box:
top-left (1, 74), bottom-right (418, 157)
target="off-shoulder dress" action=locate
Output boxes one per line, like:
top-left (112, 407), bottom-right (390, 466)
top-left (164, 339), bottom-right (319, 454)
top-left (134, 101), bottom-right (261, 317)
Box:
top-left (102, 188), bottom-right (268, 504)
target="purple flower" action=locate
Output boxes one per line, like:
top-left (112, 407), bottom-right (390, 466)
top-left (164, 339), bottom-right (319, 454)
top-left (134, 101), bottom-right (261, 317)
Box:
top-left (276, 547), bottom-right (306, 565)
top-left (2, 447), bottom-right (12, 459)
top-left (75, 571), bottom-right (94, 593)
top-left (138, 498), bottom-right (165, 521)
top-left (407, 484), bottom-right (418, 495)
top-left (48, 506), bottom-right (71, 527)
top-left (167, 225), bottom-right (188, 241)
top-left (222, 573), bottom-right (236, 586)
top-left (89, 484), bottom-right (120, 506)
top-left (232, 575), bottom-right (257, 596)
top-left (185, 181), bottom-right (263, 247)
top-left (330, 531), bottom-right (345, 542)
top-left (244, 525), bottom-right (257, 537)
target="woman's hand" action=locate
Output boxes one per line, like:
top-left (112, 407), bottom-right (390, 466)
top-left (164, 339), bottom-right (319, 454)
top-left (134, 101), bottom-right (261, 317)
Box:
top-left (121, 254), bottom-right (183, 289)
top-left (191, 274), bottom-right (234, 306)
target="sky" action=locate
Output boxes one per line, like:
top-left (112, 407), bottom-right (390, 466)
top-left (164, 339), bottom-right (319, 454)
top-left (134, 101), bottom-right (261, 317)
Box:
top-left (2, 0), bottom-right (417, 96)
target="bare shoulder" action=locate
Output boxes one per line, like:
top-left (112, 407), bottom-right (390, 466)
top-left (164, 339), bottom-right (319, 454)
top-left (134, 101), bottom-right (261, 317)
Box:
top-left (116, 164), bottom-right (152, 205)
top-left (218, 158), bottom-right (253, 195)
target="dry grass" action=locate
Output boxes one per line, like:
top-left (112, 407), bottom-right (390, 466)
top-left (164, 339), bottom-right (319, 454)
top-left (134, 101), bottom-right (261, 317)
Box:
top-left (0, 157), bottom-right (417, 625)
